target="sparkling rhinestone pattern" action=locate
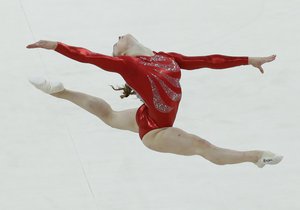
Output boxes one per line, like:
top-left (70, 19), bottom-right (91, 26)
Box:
top-left (150, 73), bottom-right (181, 102)
top-left (152, 69), bottom-right (181, 88)
top-left (147, 75), bottom-right (173, 113)
top-left (150, 55), bottom-right (166, 62)
top-left (139, 55), bottom-right (180, 72)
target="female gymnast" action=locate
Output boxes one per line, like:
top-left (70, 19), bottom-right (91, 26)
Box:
top-left (27, 34), bottom-right (283, 168)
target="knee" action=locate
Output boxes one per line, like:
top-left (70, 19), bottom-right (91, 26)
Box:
top-left (211, 157), bottom-right (227, 165)
top-left (86, 98), bottom-right (101, 110)
top-left (193, 135), bottom-right (214, 155)
top-left (87, 98), bottom-right (112, 118)
top-left (195, 139), bottom-right (227, 165)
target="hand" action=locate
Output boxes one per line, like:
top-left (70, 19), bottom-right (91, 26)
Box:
top-left (26, 40), bottom-right (58, 50)
top-left (249, 55), bottom-right (276, 74)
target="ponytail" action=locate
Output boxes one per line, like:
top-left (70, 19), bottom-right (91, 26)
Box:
top-left (110, 83), bottom-right (136, 99)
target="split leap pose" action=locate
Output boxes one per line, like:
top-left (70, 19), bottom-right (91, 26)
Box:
top-left (27, 34), bottom-right (283, 168)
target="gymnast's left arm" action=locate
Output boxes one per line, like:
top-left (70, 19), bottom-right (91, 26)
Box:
top-left (166, 52), bottom-right (276, 74)
top-left (166, 52), bottom-right (248, 70)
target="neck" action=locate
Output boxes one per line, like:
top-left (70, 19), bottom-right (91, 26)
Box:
top-left (125, 43), bottom-right (154, 57)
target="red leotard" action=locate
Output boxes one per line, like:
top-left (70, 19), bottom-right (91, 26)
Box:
top-left (55, 42), bottom-right (248, 140)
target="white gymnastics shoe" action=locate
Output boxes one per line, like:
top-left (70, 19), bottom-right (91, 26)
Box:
top-left (255, 151), bottom-right (283, 168)
top-left (29, 76), bottom-right (64, 94)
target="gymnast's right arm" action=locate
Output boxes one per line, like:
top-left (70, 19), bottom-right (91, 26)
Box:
top-left (26, 40), bottom-right (127, 74)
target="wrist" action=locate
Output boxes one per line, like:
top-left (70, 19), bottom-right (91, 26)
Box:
top-left (51, 41), bottom-right (58, 50)
top-left (248, 57), bottom-right (253, 65)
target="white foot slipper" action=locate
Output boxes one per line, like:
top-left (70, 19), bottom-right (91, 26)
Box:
top-left (255, 151), bottom-right (283, 168)
top-left (29, 76), bottom-right (64, 94)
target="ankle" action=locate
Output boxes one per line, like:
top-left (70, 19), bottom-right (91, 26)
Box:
top-left (51, 89), bottom-right (67, 98)
top-left (250, 150), bottom-right (263, 163)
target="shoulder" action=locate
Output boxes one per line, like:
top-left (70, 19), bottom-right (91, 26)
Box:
top-left (152, 51), bottom-right (178, 61)
top-left (155, 51), bottom-right (172, 57)
top-left (155, 51), bottom-right (183, 60)
top-left (113, 55), bottom-right (138, 65)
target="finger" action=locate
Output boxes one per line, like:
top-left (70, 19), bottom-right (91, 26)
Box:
top-left (272, 54), bottom-right (277, 60)
top-left (26, 43), bottom-right (39, 48)
top-left (258, 66), bottom-right (264, 74)
top-left (266, 55), bottom-right (276, 62)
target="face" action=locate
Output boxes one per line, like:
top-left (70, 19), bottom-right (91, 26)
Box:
top-left (113, 34), bottom-right (138, 56)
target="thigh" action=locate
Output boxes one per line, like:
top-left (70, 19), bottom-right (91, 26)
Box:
top-left (142, 127), bottom-right (205, 155)
top-left (110, 108), bottom-right (139, 133)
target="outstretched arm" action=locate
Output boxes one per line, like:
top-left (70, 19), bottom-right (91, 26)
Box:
top-left (166, 52), bottom-right (276, 74)
top-left (26, 40), bottom-right (127, 74)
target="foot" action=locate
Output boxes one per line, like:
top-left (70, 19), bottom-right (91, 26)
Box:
top-left (255, 151), bottom-right (283, 168)
top-left (29, 76), bottom-right (64, 94)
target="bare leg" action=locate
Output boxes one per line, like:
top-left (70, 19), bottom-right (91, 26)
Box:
top-left (142, 127), bottom-right (262, 165)
top-left (51, 89), bottom-right (139, 133)
top-left (52, 89), bottom-right (113, 119)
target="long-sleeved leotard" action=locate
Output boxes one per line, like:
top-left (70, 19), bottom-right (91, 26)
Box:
top-left (55, 42), bottom-right (248, 139)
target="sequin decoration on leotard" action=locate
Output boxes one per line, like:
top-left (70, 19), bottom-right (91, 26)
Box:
top-left (150, 73), bottom-right (181, 102)
top-left (147, 75), bottom-right (173, 113)
top-left (152, 68), bottom-right (181, 88)
top-left (150, 54), bottom-right (166, 62)
top-left (139, 55), bottom-right (180, 72)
